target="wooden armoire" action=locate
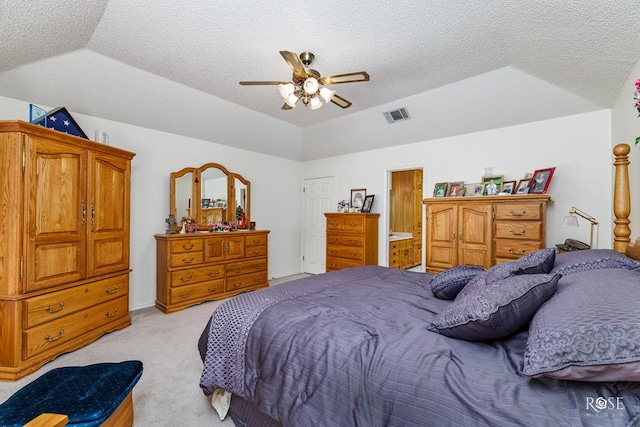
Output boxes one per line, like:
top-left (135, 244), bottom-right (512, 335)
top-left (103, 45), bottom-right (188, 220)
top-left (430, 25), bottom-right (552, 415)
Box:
top-left (0, 121), bottom-right (135, 380)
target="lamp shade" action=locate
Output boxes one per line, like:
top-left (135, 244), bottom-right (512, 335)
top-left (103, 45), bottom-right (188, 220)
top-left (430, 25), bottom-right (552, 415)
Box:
top-left (303, 77), bottom-right (319, 95)
top-left (284, 93), bottom-right (299, 108)
top-left (278, 83), bottom-right (295, 98)
top-left (562, 215), bottom-right (580, 227)
top-left (309, 96), bottom-right (323, 110)
top-left (319, 87), bottom-right (336, 103)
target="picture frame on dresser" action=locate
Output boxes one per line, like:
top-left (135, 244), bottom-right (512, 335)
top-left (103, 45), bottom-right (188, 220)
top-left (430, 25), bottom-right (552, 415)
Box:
top-left (464, 183), bottom-right (483, 196)
top-left (448, 181), bottom-right (464, 196)
top-left (433, 182), bottom-right (449, 197)
top-left (361, 195), bottom-right (375, 213)
top-left (502, 180), bottom-right (516, 194)
top-left (516, 179), bottom-right (531, 194)
top-left (482, 175), bottom-right (503, 195)
top-left (350, 188), bottom-right (366, 211)
top-left (529, 167), bottom-right (556, 194)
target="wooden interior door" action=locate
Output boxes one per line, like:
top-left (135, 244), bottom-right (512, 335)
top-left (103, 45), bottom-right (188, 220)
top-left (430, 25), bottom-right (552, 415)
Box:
top-left (26, 136), bottom-right (86, 292)
top-left (426, 203), bottom-right (456, 271)
top-left (86, 152), bottom-right (130, 277)
top-left (457, 203), bottom-right (492, 268)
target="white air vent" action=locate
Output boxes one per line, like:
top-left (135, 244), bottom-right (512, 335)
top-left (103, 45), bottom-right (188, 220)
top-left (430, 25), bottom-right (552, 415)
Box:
top-left (383, 107), bottom-right (410, 124)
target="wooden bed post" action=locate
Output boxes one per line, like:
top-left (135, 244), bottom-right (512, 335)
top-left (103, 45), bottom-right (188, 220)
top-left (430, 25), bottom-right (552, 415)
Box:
top-left (613, 143), bottom-right (631, 253)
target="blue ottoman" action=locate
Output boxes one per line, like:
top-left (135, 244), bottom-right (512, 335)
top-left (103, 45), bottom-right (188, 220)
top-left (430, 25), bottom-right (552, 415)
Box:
top-left (0, 360), bottom-right (143, 427)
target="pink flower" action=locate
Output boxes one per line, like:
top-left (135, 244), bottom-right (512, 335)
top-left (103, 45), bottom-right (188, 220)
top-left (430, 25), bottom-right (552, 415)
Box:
top-left (636, 79), bottom-right (640, 89)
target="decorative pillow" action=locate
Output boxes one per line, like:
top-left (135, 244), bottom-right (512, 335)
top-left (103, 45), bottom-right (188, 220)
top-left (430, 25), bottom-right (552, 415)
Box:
top-left (523, 268), bottom-right (640, 381)
top-left (551, 249), bottom-right (640, 276)
top-left (430, 265), bottom-right (485, 300)
top-left (457, 248), bottom-right (556, 299)
top-left (430, 273), bottom-right (560, 341)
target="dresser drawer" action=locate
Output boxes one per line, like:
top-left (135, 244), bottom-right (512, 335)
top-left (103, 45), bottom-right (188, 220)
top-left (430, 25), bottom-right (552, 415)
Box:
top-left (169, 251), bottom-right (204, 268)
top-left (495, 221), bottom-right (542, 240)
top-left (343, 217), bottom-right (364, 231)
top-left (24, 296), bottom-right (128, 359)
top-left (326, 257), bottom-right (362, 271)
top-left (326, 217), bottom-right (345, 230)
top-left (170, 279), bottom-right (224, 304)
top-left (225, 271), bottom-right (267, 292)
top-left (23, 275), bottom-right (129, 328)
top-left (327, 234), bottom-right (364, 247)
top-left (327, 245), bottom-right (364, 261)
top-left (245, 234), bottom-right (268, 247)
top-left (227, 257), bottom-right (267, 277)
top-left (169, 239), bottom-right (204, 253)
top-left (494, 239), bottom-right (542, 259)
top-left (246, 245), bottom-right (267, 258)
top-left (170, 265), bottom-right (224, 287)
top-left (494, 203), bottom-right (543, 220)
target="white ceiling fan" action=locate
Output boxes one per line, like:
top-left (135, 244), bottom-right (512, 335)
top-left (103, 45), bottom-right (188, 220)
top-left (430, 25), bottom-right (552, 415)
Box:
top-left (239, 51), bottom-right (370, 110)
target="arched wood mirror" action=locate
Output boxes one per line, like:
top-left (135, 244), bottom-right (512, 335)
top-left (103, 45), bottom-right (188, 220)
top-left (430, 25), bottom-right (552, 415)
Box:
top-left (169, 163), bottom-right (251, 230)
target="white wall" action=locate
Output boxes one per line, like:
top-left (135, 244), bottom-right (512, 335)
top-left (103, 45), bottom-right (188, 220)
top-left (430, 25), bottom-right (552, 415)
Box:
top-left (0, 96), bottom-right (303, 310)
top-left (303, 110), bottom-right (613, 265)
top-left (611, 57), bottom-right (640, 241)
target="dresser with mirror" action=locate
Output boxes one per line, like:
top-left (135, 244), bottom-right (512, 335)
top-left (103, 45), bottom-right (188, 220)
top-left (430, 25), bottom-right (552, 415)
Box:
top-left (155, 163), bottom-right (268, 313)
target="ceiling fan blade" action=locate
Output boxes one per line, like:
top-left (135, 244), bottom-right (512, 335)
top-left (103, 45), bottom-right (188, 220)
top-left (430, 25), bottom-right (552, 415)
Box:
top-left (280, 51), bottom-right (308, 79)
top-left (319, 71), bottom-right (370, 85)
top-left (330, 94), bottom-right (352, 109)
top-left (239, 81), bottom-right (289, 85)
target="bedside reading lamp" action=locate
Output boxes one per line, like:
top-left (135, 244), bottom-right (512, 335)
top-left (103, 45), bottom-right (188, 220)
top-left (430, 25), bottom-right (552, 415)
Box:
top-left (562, 207), bottom-right (599, 249)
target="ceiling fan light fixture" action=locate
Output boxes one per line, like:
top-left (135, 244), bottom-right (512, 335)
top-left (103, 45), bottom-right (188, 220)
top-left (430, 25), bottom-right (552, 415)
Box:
top-left (309, 96), bottom-right (323, 110)
top-left (303, 77), bottom-right (319, 95)
top-left (278, 83), bottom-right (295, 98)
top-left (284, 93), bottom-right (299, 108)
top-left (319, 87), bottom-right (335, 103)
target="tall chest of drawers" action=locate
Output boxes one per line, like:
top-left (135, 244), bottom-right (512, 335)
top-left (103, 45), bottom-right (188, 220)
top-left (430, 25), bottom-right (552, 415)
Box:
top-left (155, 230), bottom-right (269, 313)
top-left (325, 213), bottom-right (379, 272)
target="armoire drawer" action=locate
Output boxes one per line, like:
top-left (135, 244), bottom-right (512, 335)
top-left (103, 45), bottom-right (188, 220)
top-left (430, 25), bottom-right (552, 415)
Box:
top-left (227, 258), bottom-right (267, 277)
top-left (170, 279), bottom-right (224, 304)
top-left (170, 265), bottom-right (224, 287)
top-left (226, 271), bottom-right (267, 292)
top-left (494, 221), bottom-right (542, 240)
top-left (23, 275), bottom-right (129, 328)
top-left (494, 240), bottom-right (542, 259)
top-left (24, 296), bottom-right (129, 359)
top-left (494, 203), bottom-right (543, 220)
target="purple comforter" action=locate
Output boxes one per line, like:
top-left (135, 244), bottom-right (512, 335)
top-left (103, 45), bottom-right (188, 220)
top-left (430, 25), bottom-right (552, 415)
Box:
top-left (200, 266), bottom-right (640, 426)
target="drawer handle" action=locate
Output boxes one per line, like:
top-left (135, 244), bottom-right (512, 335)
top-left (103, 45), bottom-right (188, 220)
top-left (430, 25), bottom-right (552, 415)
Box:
top-left (349, 252), bottom-right (358, 257)
top-left (233, 282), bottom-right (241, 288)
top-left (182, 243), bottom-right (194, 250)
top-left (182, 256), bottom-right (195, 264)
top-left (180, 273), bottom-right (193, 282)
top-left (509, 210), bottom-right (527, 216)
top-left (45, 302), bottom-right (65, 313)
top-left (251, 250), bottom-right (261, 256)
top-left (349, 224), bottom-right (357, 228)
top-left (254, 277), bottom-right (262, 283)
top-left (350, 240), bottom-right (358, 244)
top-left (207, 286), bottom-right (218, 293)
top-left (508, 248), bottom-right (527, 255)
top-left (179, 291), bottom-right (192, 299)
top-left (330, 238), bottom-right (338, 243)
top-left (105, 286), bottom-right (120, 295)
top-left (330, 250), bottom-right (337, 255)
top-left (253, 264), bottom-right (263, 270)
top-left (233, 267), bottom-right (242, 273)
top-left (45, 330), bottom-right (64, 342)
top-left (105, 308), bottom-right (119, 318)
top-left (509, 229), bottom-right (526, 235)
top-left (208, 271), bottom-right (220, 277)
top-left (331, 222), bottom-right (339, 227)
top-left (330, 263), bottom-right (338, 267)
top-left (252, 239), bottom-right (261, 244)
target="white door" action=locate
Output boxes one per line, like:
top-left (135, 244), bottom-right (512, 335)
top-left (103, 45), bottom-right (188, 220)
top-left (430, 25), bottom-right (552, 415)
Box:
top-left (303, 176), bottom-right (334, 274)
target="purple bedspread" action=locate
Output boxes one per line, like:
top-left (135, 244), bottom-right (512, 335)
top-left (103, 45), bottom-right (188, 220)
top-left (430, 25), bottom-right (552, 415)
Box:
top-left (200, 266), bottom-right (640, 426)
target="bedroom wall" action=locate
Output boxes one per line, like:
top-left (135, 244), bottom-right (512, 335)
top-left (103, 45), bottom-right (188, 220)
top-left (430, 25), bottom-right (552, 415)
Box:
top-left (0, 95), bottom-right (304, 310)
top-left (303, 110), bottom-right (613, 265)
top-left (611, 57), bottom-right (640, 241)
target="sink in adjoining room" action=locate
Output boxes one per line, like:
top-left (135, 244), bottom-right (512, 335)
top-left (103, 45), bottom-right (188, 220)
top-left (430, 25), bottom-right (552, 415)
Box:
top-left (389, 232), bottom-right (412, 242)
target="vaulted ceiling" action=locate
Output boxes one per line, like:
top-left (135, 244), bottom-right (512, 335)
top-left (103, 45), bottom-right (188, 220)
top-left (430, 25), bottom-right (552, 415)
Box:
top-left (1, 0), bottom-right (639, 161)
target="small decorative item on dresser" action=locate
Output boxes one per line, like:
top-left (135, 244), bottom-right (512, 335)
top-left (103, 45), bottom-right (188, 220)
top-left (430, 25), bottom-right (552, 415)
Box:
top-left (529, 168), bottom-right (556, 194)
top-left (502, 181), bottom-right (517, 194)
top-left (482, 175), bottom-right (503, 195)
top-left (516, 179), bottom-right (531, 194)
top-left (361, 194), bottom-right (375, 213)
top-left (433, 182), bottom-right (449, 197)
top-left (448, 182), bottom-right (464, 196)
top-left (464, 183), bottom-right (483, 196)
top-left (351, 188), bottom-right (366, 211)
top-left (165, 214), bottom-right (178, 233)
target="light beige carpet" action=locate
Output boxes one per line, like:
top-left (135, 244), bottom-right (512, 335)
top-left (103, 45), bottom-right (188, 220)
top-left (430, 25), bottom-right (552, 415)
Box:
top-left (0, 273), bottom-right (311, 426)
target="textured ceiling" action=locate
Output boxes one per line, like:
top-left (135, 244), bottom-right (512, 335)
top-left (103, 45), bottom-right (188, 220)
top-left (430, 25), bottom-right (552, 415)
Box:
top-left (1, 0), bottom-right (639, 161)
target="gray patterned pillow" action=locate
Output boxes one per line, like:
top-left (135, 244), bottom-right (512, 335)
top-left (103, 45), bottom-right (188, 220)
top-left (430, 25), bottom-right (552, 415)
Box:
top-left (551, 249), bottom-right (640, 276)
top-left (430, 273), bottom-right (560, 341)
top-left (430, 265), bottom-right (485, 300)
top-left (457, 248), bottom-right (556, 299)
top-left (524, 268), bottom-right (640, 381)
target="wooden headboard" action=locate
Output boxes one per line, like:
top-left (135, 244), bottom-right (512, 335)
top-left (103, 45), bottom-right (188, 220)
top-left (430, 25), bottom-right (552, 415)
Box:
top-left (612, 143), bottom-right (639, 259)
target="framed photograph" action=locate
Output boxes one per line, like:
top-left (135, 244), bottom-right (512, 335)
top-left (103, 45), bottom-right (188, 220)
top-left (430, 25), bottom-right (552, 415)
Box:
top-left (502, 180), bottom-right (516, 194)
top-left (351, 188), bottom-right (366, 211)
top-left (516, 179), bottom-right (531, 194)
top-left (201, 198), bottom-right (211, 208)
top-left (457, 187), bottom-right (466, 196)
top-left (482, 175), bottom-right (503, 196)
top-left (529, 167), bottom-right (556, 194)
top-left (433, 182), bottom-right (449, 197)
top-left (464, 183), bottom-right (483, 197)
top-left (361, 194), bottom-right (375, 213)
top-left (448, 181), bottom-right (464, 197)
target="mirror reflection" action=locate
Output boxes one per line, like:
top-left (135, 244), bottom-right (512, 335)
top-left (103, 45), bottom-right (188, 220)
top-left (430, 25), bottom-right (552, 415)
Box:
top-left (200, 166), bottom-right (228, 226)
top-left (174, 171), bottom-right (193, 222)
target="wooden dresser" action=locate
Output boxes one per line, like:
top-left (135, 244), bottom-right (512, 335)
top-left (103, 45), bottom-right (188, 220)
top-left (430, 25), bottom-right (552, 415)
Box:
top-left (325, 213), bottom-right (379, 272)
top-left (155, 230), bottom-right (269, 313)
top-left (424, 194), bottom-right (550, 274)
top-left (0, 121), bottom-right (135, 381)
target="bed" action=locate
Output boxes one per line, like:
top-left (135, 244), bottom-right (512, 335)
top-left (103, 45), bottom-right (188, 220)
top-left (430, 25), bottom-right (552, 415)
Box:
top-left (199, 144), bottom-right (640, 427)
